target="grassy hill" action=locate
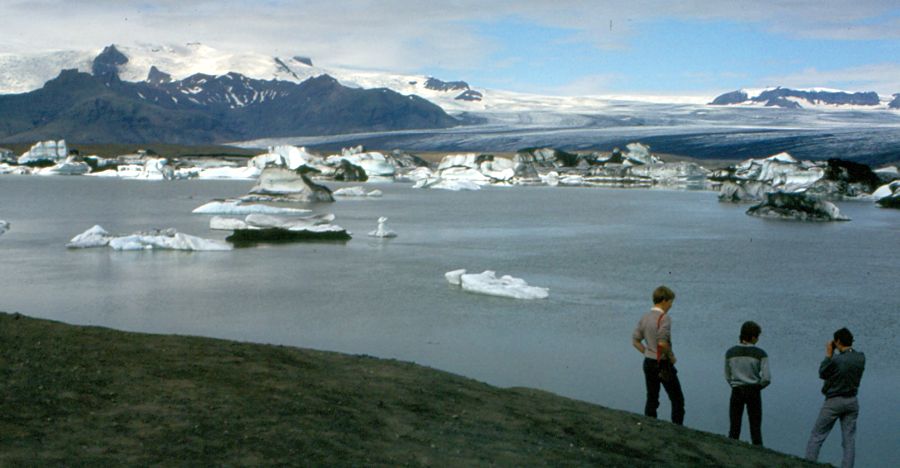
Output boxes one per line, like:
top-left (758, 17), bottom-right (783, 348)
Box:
top-left (0, 312), bottom-right (820, 466)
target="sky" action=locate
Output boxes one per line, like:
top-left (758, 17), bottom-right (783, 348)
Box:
top-left (1, 0), bottom-right (899, 98)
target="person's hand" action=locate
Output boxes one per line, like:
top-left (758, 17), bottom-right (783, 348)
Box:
top-left (826, 340), bottom-right (835, 357)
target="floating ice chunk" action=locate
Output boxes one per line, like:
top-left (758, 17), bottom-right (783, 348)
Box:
top-left (444, 269), bottom-right (466, 286)
top-left (67, 225), bottom-right (231, 251)
top-left (327, 151), bottom-right (395, 177)
top-left (35, 156), bottom-right (91, 176)
top-left (66, 225), bottom-right (112, 248)
top-left (18, 140), bottom-right (67, 165)
top-left (109, 235), bottom-right (149, 250)
top-left (192, 200), bottom-right (311, 215)
top-left (250, 145), bottom-right (321, 170)
top-left (413, 178), bottom-right (482, 191)
top-left (560, 174), bottom-right (584, 186)
top-left (244, 213), bottom-right (335, 230)
top-left (446, 269), bottom-right (549, 300)
top-left (872, 181), bottom-right (899, 200)
top-left (0, 220), bottom-right (9, 236)
top-left (333, 187), bottom-right (384, 197)
top-left (368, 216), bottom-right (397, 238)
top-left (542, 171), bottom-right (560, 187)
top-left (196, 166), bottom-right (260, 180)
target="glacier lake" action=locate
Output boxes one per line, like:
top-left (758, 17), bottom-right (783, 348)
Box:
top-left (1, 175), bottom-right (898, 465)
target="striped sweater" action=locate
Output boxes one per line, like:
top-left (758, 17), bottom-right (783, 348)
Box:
top-left (725, 343), bottom-right (771, 388)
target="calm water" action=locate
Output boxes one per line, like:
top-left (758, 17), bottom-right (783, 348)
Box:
top-left (1, 175), bottom-right (898, 465)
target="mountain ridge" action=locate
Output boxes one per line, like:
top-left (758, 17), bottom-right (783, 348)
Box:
top-left (0, 46), bottom-right (460, 144)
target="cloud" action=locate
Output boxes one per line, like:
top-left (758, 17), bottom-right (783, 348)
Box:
top-left (0, 0), bottom-right (897, 95)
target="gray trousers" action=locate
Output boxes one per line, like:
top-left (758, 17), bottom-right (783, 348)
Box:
top-left (805, 396), bottom-right (859, 468)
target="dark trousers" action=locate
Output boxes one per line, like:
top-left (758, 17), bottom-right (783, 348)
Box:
top-left (642, 358), bottom-right (685, 425)
top-left (729, 385), bottom-right (763, 445)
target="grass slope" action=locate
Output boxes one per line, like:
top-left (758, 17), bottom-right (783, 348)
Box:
top-left (0, 313), bottom-right (820, 466)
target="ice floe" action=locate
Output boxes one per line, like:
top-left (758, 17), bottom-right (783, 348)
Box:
top-left (368, 217), bottom-right (397, 238)
top-left (35, 155), bottom-right (91, 176)
top-left (445, 269), bottom-right (549, 299)
top-left (333, 186), bottom-right (384, 197)
top-left (18, 140), bottom-right (67, 165)
top-left (192, 200), bottom-right (312, 215)
top-left (250, 166), bottom-right (334, 202)
top-left (0, 220), bottom-right (9, 236)
top-left (67, 225), bottom-right (232, 251)
top-left (209, 213), bottom-right (336, 231)
top-left (746, 192), bottom-right (850, 222)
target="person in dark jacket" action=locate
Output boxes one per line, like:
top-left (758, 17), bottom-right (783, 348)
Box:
top-left (725, 321), bottom-right (770, 445)
top-left (805, 327), bottom-right (865, 468)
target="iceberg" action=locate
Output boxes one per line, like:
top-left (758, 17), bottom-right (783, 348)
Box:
top-left (100, 158), bottom-right (175, 180)
top-left (874, 181), bottom-right (900, 208)
top-left (746, 192), bottom-right (850, 222)
top-left (0, 163), bottom-right (32, 175)
top-left (209, 213), bottom-right (336, 231)
top-left (18, 140), bottom-right (67, 165)
top-left (413, 178), bottom-right (482, 191)
top-left (436, 153), bottom-right (515, 183)
top-left (34, 155), bottom-right (91, 176)
top-left (327, 150), bottom-right (396, 178)
top-left (368, 217), bottom-right (397, 238)
top-left (67, 225), bottom-right (232, 251)
top-left (249, 145), bottom-right (322, 170)
top-left (196, 166), bottom-right (260, 180)
top-left (0, 220), bottom-right (9, 236)
top-left (445, 269), bottom-right (549, 300)
top-left (250, 167), bottom-right (334, 202)
top-left (333, 186), bottom-right (384, 197)
top-left (192, 200), bottom-right (311, 215)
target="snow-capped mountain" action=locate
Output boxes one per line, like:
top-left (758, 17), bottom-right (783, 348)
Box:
top-left (709, 87), bottom-right (893, 109)
top-left (0, 44), bottom-right (459, 144)
top-left (0, 43), bottom-right (489, 113)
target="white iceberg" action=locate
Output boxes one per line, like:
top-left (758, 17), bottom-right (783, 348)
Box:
top-left (192, 200), bottom-right (311, 215)
top-left (67, 225), bottom-right (231, 251)
top-left (413, 178), bottom-right (482, 191)
top-left (333, 186), bottom-right (383, 197)
top-left (35, 155), bottom-right (91, 176)
top-left (196, 166), bottom-right (260, 180)
top-left (18, 140), bottom-right (67, 165)
top-left (210, 213), bottom-right (336, 231)
top-left (368, 217), bottom-right (397, 238)
top-left (872, 181), bottom-right (899, 200)
top-left (446, 269), bottom-right (549, 300)
top-left (327, 150), bottom-right (396, 178)
top-left (66, 225), bottom-right (112, 248)
top-left (250, 145), bottom-right (322, 170)
top-left (0, 163), bottom-right (31, 175)
top-left (0, 220), bottom-right (9, 236)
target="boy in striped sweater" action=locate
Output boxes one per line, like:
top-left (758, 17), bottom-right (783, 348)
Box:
top-left (725, 321), bottom-right (771, 446)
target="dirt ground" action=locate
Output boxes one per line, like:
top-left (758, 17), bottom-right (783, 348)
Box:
top-left (0, 312), bottom-right (822, 466)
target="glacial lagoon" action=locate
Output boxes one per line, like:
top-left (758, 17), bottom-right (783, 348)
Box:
top-left (0, 175), bottom-right (898, 465)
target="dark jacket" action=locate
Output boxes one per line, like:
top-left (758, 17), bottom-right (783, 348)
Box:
top-left (819, 349), bottom-right (865, 399)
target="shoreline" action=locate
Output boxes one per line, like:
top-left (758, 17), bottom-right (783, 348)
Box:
top-left (0, 311), bottom-right (821, 466)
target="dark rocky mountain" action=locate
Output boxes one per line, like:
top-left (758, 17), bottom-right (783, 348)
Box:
top-left (710, 87), bottom-right (882, 108)
top-left (890, 94), bottom-right (900, 109)
top-left (424, 77), bottom-right (470, 92)
top-left (708, 90), bottom-right (748, 105)
top-left (0, 47), bottom-right (460, 144)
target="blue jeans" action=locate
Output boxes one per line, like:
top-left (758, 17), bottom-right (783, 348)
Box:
top-left (805, 396), bottom-right (859, 468)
